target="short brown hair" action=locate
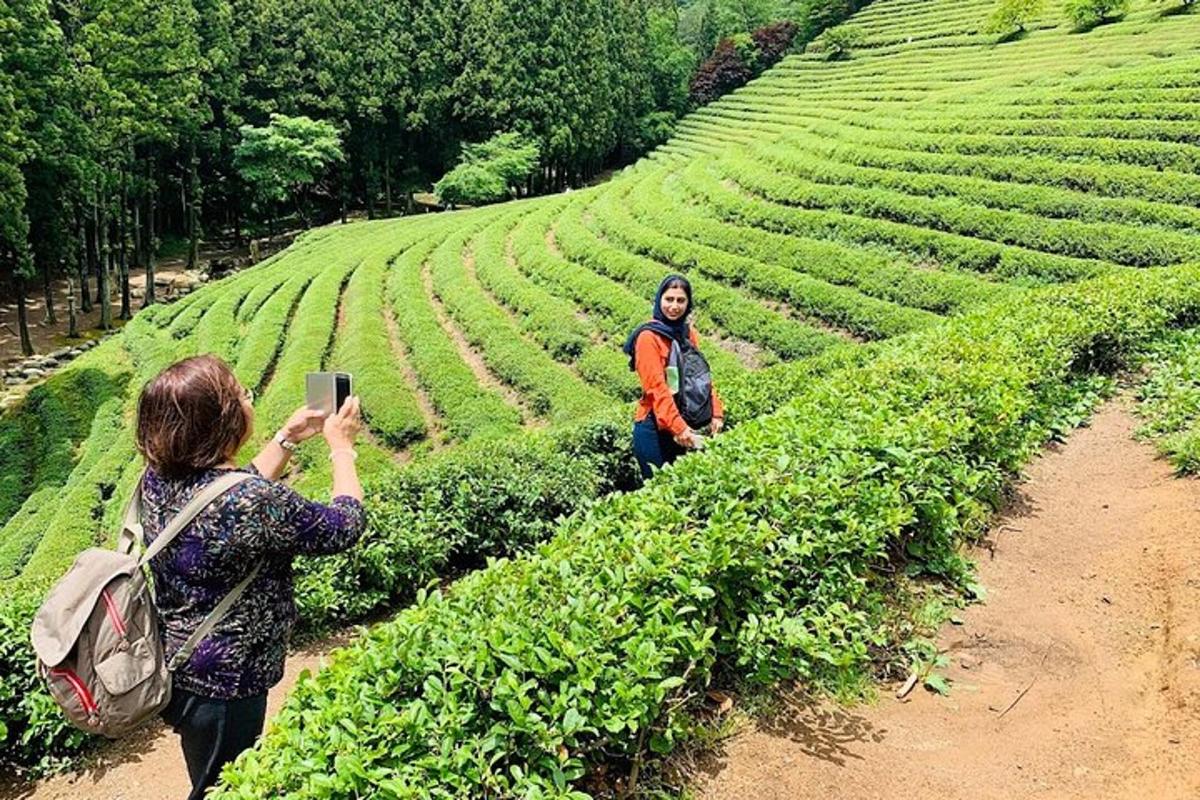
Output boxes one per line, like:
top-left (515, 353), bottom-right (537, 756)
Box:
top-left (136, 355), bottom-right (250, 479)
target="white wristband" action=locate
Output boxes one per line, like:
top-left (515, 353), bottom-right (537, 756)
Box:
top-left (329, 448), bottom-right (358, 462)
top-left (274, 431), bottom-right (298, 452)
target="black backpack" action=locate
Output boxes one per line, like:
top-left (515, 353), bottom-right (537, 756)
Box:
top-left (669, 336), bottom-right (715, 430)
top-left (628, 323), bottom-right (714, 430)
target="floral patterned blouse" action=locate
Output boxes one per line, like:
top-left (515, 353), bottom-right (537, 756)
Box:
top-left (141, 465), bottom-right (365, 700)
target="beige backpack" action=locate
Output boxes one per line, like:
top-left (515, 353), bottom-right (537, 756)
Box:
top-left (29, 471), bottom-right (256, 739)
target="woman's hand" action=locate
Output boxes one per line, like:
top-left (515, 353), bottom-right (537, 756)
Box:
top-left (673, 429), bottom-right (698, 449)
top-left (281, 407), bottom-right (327, 444)
top-left (711, 417), bottom-right (724, 435)
top-left (324, 396), bottom-right (362, 450)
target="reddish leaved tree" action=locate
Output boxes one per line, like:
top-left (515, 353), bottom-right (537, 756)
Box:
top-left (690, 21), bottom-right (800, 107)
top-left (752, 20), bottom-right (799, 65)
top-left (689, 37), bottom-right (755, 106)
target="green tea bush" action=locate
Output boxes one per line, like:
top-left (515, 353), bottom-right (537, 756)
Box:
top-left (1135, 326), bottom-right (1200, 473)
top-left (662, 162), bottom-right (1006, 314)
top-left (470, 208), bottom-right (593, 361)
top-left (244, 252), bottom-right (363, 452)
top-left (427, 217), bottom-right (611, 422)
top-left (680, 160), bottom-right (1108, 284)
top-left (213, 262), bottom-right (1200, 799)
top-left (580, 186), bottom-right (841, 360)
top-left (986, 0), bottom-right (1045, 36)
top-left (0, 351), bottom-right (132, 531)
top-left (328, 230), bottom-right (428, 448)
top-left (610, 170), bottom-right (943, 337)
top-left (291, 414), bottom-right (638, 630)
top-left (1064, 0), bottom-right (1130, 30)
top-left (387, 215), bottom-right (523, 441)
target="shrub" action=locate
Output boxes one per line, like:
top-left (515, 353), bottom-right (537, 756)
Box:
top-left (1135, 327), bottom-right (1200, 473)
top-left (435, 133), bottom-right (540, 208)
top-left (986, 0), bottom-right (1045, 35)
top-left (810, 24), bottom-right (865, 60)
top-left (1064, 0), bottom-right (1130, 30)
top-left (751, 20), bottom-right (799, 64)
top-left (212, 263), bottom-right (1200, 798)
top-left (0, 352), bottom-right (132, 529)
top-left (690, 36), bottom-right (756, 106)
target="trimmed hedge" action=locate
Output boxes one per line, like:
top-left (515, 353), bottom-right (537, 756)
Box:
top-left (211, 263), bottom-right (1200, 799)
top-left (0, 348), bottom-right (132, 533)
top-left (386, 214), bottom-right (524, 441)
top-left (327, 227), bottom-right (428, 448)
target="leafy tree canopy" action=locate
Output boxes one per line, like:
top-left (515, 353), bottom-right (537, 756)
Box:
top-left (233, 113), bottom-right (343, 205)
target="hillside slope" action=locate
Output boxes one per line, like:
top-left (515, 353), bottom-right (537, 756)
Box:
top-left (2, 0), bottom-right (1200, 787)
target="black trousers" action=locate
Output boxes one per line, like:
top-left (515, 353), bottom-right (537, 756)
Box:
top-left (161, 687), bottom-right (268, 800)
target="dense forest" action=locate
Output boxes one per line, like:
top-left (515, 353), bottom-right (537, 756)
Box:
top-left (0, 0), bottom-right (866, 355)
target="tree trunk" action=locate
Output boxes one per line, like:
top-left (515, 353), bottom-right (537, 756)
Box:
top-left (67, 275), bottom-right (79, 338)
top-left (186, 139), bottom-right (200, 271)
top-left (366, 159), bottom-right (377, 221)
top-left (384, 150), bottom-right (393, 217)
top-left (42, 256), bottom-right (57, 325)
top-left (98, 194), bottom-right (113, 331)
top-left (16, 273), bottom-right (34, 357)
top-left (144, 159), bottom-right (156, 307)
top-left (89, 199), bottom-right (101, 310)
top-left (132, 191), bottom-right (143, 274)
top-left (76, 207), bottom-right (92, 313)
top-left (119, 169), bottom-right (132, 320)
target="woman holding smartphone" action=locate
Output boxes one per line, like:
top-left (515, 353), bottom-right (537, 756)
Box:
top-left (133, 354), bottom-right (364, 799)
top-left (623, 274), bottom-right (724, 481)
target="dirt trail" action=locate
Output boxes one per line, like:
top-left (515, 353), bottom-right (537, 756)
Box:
top-left (5, 633), bottom-right (353, 800)
top-left (696, 400), bottom-right (1200, 800)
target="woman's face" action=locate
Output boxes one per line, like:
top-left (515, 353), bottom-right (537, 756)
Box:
top-left (660, 286), bottom-right (689, 322)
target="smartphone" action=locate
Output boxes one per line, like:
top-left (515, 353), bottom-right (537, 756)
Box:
top-left (306, 372), bottom-right (354, 416)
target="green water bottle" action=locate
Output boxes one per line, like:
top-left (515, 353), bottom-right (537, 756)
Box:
top-left (666, 365), bottom-right (680, 394)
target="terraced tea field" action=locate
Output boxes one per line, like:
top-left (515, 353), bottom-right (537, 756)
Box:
top-left (4, 0), bottom-right (1200, 794)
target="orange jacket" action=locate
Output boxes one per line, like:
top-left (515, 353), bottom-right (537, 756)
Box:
top-left (633, 325), bottom-right (723, 435)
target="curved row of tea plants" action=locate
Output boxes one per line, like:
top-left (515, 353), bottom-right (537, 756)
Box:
top-left (211, 262), bottom-right (1200, 799)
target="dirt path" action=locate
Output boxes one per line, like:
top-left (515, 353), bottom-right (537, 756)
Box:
top-left (4, 632), bottom-right (354, 800)
top-left (696, 400), bottom-right (1200, 800)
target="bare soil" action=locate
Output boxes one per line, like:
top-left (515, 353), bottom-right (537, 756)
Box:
top-left (419, 256), bottom-right (530, 419)
top-left (695, 399), bottom-right (1200, 800)
top-left (3, 632), bottom-right (355, 800)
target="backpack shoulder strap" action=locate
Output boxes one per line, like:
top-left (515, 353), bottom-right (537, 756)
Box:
top-left (168, 563), bottom-right (261, 671)
top-left (136, 471), bottom-right (254, 569)
top-left (117, 473), bottom-right (146, 557)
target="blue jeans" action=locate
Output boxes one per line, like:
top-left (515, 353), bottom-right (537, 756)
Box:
top-left (633, 416), bottom-right (687, 481)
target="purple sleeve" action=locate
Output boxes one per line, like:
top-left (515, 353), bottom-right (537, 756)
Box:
top-left (251, 481), bottom-right (367, 557)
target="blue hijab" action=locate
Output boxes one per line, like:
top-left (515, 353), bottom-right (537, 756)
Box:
top-left (622, 274), bottom-right (693, 369)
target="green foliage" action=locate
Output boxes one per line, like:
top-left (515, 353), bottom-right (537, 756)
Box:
top-left (291, 417), bottom-right (636, 630)
top-left (810, 24), bottom-right (864, 59)
top-left (386, 214), bottom-right (524, 440)
top-left (327, 229), bottom-right (428, 448)
top-left (1063, 0), bottom-right (1130, 30)
top-left (233, 113), bottom-right (343, 206)
top-left (986, 0), bottom-right (1045, 35)
top-left (435, 133), bottom-right (540, 207)
top-left (427, 209), bottom-right (611, 422)
top-left (213, 263), bottom-right (1200, 798)
top-left (433, 162), bottom-right (509, 207)
top-left (1135, 327), bottom-right (1200, 473)
top-left (0, 348), bottom-right (133, 534)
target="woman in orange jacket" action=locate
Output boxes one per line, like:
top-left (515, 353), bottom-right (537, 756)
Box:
top-left (622, 274), bottom-right (723, 481)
